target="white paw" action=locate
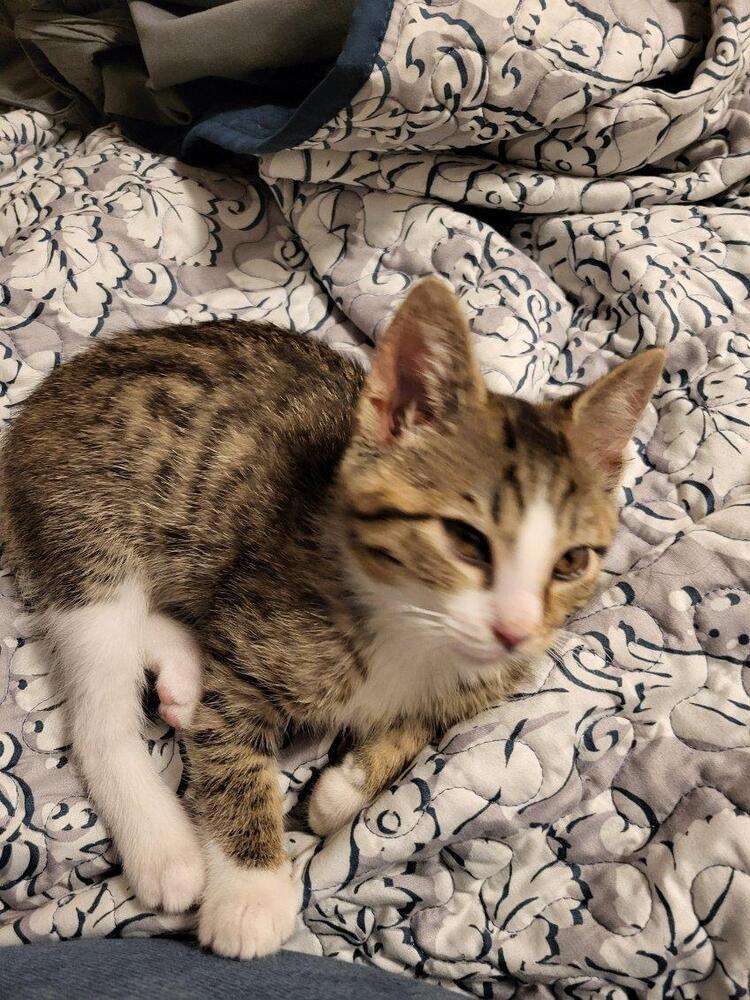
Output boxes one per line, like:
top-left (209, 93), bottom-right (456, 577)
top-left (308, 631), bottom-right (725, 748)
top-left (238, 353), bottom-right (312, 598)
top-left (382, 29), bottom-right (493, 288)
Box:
top-left (125, 819), bottom-right (205, 914)
top-left (308, 754), bottom-right (369, 837)
top-left (157, 681), bottom-right (200, 730)
top-left (199, 853), bottom-right (299, 959)
top-left (146, 613), bottom-right (202, 731)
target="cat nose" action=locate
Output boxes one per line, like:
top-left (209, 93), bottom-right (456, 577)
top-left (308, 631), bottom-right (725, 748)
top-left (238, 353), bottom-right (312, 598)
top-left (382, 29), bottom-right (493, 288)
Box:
top-left (491, 624), bottom-right (528, 651)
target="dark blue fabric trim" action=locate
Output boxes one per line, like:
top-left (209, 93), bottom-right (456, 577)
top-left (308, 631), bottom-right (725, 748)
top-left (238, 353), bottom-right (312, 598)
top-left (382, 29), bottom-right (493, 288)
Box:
top-left (182, 0), bottom-right (394, 158)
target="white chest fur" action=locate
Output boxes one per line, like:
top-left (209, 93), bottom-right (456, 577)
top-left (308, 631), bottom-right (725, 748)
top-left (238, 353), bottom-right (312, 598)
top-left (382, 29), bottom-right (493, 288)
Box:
top-left (334, 611), bottom-right (484, 733)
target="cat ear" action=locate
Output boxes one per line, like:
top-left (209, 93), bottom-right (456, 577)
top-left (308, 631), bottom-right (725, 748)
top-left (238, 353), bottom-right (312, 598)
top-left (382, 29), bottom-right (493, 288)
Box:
top-left (560, 349), bottom-right (665, 485)
top-left (361, 277), bottom-right (486, 447)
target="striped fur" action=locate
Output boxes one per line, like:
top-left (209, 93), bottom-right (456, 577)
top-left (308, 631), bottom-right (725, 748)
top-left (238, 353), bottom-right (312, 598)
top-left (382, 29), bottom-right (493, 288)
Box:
top-left (0, 279), bottom-right (663, 957)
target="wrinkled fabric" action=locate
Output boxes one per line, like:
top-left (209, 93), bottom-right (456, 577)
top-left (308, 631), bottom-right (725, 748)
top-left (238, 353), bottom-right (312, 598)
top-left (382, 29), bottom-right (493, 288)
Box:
top-left (0, 0), bottom-right (355, 128)
top-left (0, 0), bottom-right (136, 122)
top-left (130, 0), bottom-right (355, 89)
top-left (2, 1), bottom-right (750, 997)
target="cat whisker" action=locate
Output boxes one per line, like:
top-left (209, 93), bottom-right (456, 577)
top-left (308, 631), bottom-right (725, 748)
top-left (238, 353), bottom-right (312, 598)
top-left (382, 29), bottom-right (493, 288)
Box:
top-left (395, 610), bottom-right (496, 654)
top-left (398, 605), bottom-right (450, 622)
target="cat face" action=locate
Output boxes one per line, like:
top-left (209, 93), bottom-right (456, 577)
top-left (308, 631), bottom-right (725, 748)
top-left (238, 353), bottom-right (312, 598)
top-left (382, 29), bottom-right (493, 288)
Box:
top-left (339, 278), bottom-right (664, 667)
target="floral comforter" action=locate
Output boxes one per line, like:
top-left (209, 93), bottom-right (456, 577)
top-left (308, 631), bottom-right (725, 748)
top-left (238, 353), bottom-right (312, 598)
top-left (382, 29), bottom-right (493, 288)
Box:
top-left (2, 2), bottom-right (750, 996)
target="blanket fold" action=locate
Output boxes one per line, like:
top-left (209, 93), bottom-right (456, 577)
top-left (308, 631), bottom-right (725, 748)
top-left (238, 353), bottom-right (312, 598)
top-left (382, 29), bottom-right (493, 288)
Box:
top-left (0, 0), bottom-right (357, 140)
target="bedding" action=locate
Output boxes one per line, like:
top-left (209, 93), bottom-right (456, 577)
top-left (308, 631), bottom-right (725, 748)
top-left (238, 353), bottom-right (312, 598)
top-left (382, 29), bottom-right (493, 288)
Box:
top-left (2, 1), bottom-right (750, 996)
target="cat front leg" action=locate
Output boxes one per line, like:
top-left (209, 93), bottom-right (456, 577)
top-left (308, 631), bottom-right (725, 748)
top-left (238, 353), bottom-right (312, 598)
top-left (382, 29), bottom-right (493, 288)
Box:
top-left (308, 721), bottom-right (432, 837)
top-left (186, 685), bottom-right (299, 959)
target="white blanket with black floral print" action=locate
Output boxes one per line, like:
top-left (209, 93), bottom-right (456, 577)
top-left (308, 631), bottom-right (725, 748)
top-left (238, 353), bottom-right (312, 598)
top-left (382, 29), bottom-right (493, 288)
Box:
top-left (2, 2), bottom-right (750, 997)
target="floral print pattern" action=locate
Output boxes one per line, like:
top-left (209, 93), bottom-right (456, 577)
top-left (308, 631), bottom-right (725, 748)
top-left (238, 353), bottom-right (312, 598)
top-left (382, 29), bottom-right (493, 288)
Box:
top-left (2, 1), bottom-right (750, 996)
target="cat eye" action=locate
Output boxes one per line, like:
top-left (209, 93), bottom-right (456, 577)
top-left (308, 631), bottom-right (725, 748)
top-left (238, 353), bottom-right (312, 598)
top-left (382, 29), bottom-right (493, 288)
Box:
top-left (552, 546), bottom-right (591, 581)
top-left (442, 519), bottom-right (492, 567)
top-left (364, 545), bottom-right (404, 568)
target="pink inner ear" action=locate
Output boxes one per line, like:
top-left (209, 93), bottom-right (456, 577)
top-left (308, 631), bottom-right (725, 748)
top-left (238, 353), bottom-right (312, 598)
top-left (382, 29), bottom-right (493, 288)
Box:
top-left (391, 362), bottom-right (433, 432)
top-left (372, 323), bottom-right (435, 444)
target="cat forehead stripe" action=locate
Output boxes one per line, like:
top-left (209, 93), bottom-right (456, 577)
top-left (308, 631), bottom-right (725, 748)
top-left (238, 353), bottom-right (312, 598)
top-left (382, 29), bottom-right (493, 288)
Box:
top-left (348, 507), bottom-right (433, 522)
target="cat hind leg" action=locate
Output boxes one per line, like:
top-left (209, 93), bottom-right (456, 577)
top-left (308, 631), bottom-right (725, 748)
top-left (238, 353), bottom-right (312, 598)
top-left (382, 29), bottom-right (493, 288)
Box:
top-left (48, 580), bottom-right (205, 913)
top-left (145, 612), bottom-right (202, 731)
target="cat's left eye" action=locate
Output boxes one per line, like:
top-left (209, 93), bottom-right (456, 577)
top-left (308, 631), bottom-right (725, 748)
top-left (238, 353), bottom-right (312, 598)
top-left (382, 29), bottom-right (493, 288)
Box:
top-left (442, 519), bottom-right (492, 567)
top-left (553, 546), bottom-right (591, 581)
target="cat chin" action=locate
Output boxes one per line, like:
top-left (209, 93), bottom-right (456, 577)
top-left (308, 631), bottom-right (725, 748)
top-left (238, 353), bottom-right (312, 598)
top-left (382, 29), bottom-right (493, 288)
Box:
top-left (452, 643), bottom-right (507, 667)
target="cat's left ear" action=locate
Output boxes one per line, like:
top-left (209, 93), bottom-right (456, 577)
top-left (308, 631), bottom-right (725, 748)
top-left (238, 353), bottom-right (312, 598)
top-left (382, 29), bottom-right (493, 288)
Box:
top-left (360, 277), bottom-right (486, 447)
top-left (559, 348), bottom-right (665, 485)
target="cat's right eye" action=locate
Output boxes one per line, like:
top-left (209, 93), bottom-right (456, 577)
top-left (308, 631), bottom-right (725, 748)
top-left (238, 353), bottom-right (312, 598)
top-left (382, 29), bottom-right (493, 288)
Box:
top-left (442, 519), bottom-right (492, 567)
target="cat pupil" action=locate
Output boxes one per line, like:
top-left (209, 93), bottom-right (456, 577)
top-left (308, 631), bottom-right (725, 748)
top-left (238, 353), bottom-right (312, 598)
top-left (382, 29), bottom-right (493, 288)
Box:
top-left (442, 519), bottom-right (492, 566)
top-left (553, 546), bottom-right (590, 580)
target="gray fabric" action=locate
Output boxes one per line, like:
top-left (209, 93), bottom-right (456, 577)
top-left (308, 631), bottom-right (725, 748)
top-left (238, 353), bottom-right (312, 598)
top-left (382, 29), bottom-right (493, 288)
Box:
top-left (14, 2), bottom-right (136, 107)
top-left (0, 0), bottom-right (71, 117)
top-left (0, 0), bottom-right (354, 125)
top-left (1, 938), bottom-right (454, 999)
top-left (0, 0), bottom-right (136, 123)
top-left (131, 0), bottom-right (356, 89)
top-left (100, 49), bottom-right (194, 124)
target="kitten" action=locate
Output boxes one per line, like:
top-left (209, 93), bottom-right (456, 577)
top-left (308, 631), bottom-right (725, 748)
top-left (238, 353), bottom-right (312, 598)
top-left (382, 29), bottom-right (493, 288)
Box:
top-left (0, 278), bottom-right (664, 959)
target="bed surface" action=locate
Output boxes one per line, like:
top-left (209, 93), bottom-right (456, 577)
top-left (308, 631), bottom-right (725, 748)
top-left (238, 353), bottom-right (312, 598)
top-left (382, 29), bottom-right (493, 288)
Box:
top-left (2, 2), bottom-right (750, 996)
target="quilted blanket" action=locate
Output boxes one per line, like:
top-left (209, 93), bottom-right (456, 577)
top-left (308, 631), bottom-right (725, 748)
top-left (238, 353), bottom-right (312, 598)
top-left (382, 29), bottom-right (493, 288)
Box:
top-left (2, 2), bottom-right (750, 997)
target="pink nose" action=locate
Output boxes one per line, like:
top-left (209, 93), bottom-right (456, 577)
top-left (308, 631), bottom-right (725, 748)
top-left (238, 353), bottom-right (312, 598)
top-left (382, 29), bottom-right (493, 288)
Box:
top-left (492, 625), bottom-right (528, 651)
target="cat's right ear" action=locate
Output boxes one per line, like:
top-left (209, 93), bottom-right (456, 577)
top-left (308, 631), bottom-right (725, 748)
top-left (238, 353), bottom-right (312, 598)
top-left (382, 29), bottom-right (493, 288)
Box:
top-left (359, 277), bottom-right (486, 448)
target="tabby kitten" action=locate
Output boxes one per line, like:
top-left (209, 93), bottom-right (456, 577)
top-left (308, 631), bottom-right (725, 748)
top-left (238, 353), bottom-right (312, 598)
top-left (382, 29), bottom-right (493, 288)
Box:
top-left (0, 279), bottom-right (663, 960)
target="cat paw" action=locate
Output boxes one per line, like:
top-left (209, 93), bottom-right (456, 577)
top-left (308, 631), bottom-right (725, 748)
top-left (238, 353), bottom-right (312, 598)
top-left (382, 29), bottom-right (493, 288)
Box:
top-left (308, 754), bottom-right (369, 837)
top-left (127, 823), bottom-right (205, 913)
top-left (199, 858), bottom-right (298, 959)
top-left (146, 613), bottom-right (202, 731)
top-left (157, 680), bottom-right (200, 730)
